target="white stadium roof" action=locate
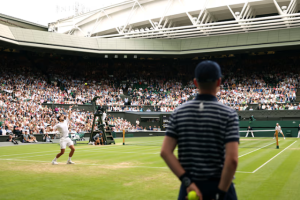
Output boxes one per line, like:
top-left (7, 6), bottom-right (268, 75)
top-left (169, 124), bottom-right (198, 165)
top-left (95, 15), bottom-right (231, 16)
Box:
top-left (48, 0), bottom-right (300, 39)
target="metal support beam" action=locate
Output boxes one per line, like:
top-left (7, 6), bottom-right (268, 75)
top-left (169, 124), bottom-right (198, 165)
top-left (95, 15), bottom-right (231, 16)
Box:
top-left (135, 0), bottom-right (155, 29)
top-left (121, 2), bottom-right (137, 33)
top-left (287, 0), bottom-right (295, 13)
top-left (200, 12), bottom-right (208, 24)
top-left (68, 27), bottom-right (74, 35)
top-left (273, 0), bottom-right (292, 28)
top-left (75, 10), bottom-right (102, 27)
top-left (287, 0), bottom-right (296, 14)
top-left (162, 18), bottom-right (169, 29)
top-left (76, 25), bottom-right (87, 36)
top-left (288, 0), bottom-right (298, 14)
top-left (128, 25), bottom-right (133, 33)
top-left (227, 4), bottom-right (250, 31)
top-left (178, 0), bottom-right (196, 25)
top-left (89, 11), bottom-right (104, 37)
top-left (196, 0), bottom-right (209, 25)
top-left (273, 0), bottom-right (284, 15)
top-left (167, 20), bottom-right (173, 28)
top-left (227, 5), bottom-right (237, 20)
top-left (157, 0), bottom-right (173, 28)
top-left (242, 5), bottom-right (250, 20)
top-left (239, 1), bottom-right (249, 20)
top-left (102, 9), bottom-right (120, 33)
top-left (204, 14), bottom-right (211, 24)
top-left (90, 17), bottom-right (103, 36)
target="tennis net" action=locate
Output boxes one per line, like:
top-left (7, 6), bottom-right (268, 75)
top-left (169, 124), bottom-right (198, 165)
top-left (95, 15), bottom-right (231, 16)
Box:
top-left (122, 136), bottom-right (165, 146)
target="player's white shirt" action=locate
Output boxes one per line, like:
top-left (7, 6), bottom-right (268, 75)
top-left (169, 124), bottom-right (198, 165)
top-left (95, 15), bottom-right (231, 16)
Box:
top-left (54, 119), bottom-right (69, 139)
top-left (275, 125), bottom-right (281, 131)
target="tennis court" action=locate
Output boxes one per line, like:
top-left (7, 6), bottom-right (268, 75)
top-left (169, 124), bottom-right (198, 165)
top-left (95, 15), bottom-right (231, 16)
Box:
top-left (0, 136), bottom-right (299, 200)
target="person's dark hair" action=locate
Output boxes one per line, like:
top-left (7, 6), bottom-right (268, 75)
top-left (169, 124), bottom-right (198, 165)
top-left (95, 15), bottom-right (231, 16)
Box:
top-left (57, 115), bottom-right (62, 121)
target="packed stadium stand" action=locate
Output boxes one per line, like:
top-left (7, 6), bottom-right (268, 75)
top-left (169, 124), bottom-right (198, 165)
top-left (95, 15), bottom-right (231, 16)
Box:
top-left (0, 49), bottom-right (300, 135)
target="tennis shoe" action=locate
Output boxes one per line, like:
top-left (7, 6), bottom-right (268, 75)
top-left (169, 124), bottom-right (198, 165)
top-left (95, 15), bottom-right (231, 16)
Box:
top-left (67, 161), bottom-right (75, 164)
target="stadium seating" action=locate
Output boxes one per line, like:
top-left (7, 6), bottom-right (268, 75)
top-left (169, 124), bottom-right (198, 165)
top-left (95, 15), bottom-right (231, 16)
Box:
top-left (0, 50), bottom-right (299, 135)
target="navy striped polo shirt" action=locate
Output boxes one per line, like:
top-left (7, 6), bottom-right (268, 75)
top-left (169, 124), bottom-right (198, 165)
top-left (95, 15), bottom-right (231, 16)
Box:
top-left (166, 94), bottom-right (239, 181)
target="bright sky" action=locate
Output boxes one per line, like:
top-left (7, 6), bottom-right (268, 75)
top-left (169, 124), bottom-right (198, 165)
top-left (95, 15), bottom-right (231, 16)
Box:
top-left (0, 0), bottom-right (125, 26)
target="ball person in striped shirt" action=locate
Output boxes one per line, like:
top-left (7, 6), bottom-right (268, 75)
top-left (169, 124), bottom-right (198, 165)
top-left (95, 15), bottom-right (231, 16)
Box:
top-left (161, 61), bottom-right (239, 200)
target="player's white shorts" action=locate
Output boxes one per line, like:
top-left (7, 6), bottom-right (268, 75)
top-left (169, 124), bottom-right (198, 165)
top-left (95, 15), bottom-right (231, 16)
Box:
top-left (60, 138), bottom-right (73, 149)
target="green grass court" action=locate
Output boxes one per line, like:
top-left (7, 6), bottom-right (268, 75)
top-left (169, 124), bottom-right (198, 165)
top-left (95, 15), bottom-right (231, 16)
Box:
top-left (0, 137), bottom-right (300, 200)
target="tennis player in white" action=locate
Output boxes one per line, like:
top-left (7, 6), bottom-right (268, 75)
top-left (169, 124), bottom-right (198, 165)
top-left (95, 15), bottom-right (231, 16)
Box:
top-left (274, 123), bottom-right (285, 139)
top-left (51, 106), bottom-right (75, 165)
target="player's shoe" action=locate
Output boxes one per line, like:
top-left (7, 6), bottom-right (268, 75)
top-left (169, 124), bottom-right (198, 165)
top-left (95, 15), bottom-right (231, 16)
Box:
top-left (273, 137), bottom-right (275, 139)
top-left (67, 161), bottom-right (75, 164)
top-left (52, 161), bottom-right (58, 165)
top-left (284, 137), bottom-right (286, 139)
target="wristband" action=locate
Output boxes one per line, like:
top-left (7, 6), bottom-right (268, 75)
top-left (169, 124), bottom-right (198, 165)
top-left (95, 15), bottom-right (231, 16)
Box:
top-left (214, 188), bottom-right (226, 200)
top-left (179, 172), bottom-right (192, 188)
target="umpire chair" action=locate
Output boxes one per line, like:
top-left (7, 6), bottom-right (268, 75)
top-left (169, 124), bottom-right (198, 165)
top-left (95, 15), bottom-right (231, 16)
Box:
top-left (90, 102), bottom-right (115, 145)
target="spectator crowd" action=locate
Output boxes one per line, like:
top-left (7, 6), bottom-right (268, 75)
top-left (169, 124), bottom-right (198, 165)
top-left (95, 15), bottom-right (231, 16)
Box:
top-left (0, 50), bottom-right (299, 137)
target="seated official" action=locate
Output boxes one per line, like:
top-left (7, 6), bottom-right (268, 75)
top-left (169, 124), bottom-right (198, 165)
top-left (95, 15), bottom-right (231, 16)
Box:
top-left (93, 132), bottom-right (103, 145)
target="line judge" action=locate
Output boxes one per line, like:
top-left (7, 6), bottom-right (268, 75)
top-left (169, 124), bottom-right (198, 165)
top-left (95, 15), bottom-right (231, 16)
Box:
top-left (161, 60), bottom-right (239, 200)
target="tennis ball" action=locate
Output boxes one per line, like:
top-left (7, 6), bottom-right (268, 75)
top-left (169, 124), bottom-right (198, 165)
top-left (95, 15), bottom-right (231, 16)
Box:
top-left (85, 83), bottom-right (87, 85)
top-left (188, 191), bottom-right (199, 200)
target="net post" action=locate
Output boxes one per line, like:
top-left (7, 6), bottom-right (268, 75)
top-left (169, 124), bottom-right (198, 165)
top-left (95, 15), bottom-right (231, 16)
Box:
top-left (276, 130), bottom-right (279, 149)
top-left (123, 129), bottom-right (125, 145)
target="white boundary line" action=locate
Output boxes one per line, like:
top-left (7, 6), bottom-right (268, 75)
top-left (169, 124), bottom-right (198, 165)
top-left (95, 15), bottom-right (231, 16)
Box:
top-left (252, 141), bottom-right (297, 173)
top-left (0, 159), bottom-right (255, 173)
top-left (0, 146), bottom-right (94, 157)
top-left (0, 141), bottom-right (163, 158)
top-left (238, 141), bottom-right (278, 158)
top-left (236, 171), bottom-right (253, 174)
top-left (2, 143), bottom-right (163, 159)
top-left (0, 158), bottom-right (168, 169)
top-left (16, 148), bottom-right (161, 159)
